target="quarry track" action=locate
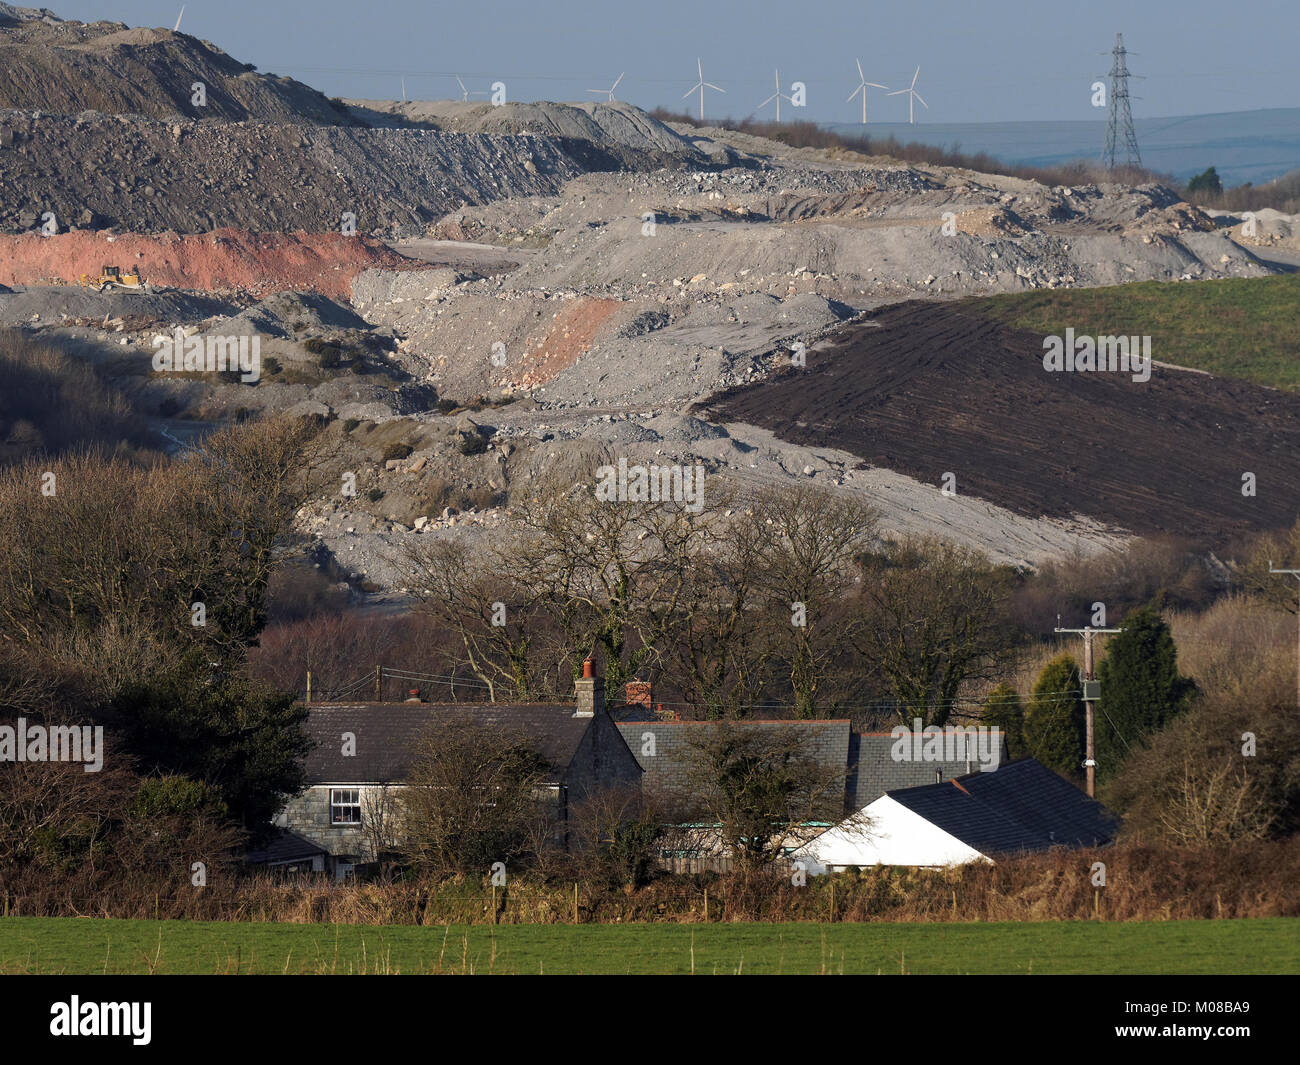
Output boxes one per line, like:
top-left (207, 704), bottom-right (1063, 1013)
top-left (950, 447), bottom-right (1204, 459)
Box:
top-left (701, 301), bottom-right (1300, 542)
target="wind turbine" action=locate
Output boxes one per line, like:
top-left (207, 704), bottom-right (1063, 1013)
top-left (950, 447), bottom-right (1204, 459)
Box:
top-left (586, 72), bottom-right (625, 102)
top-left (758, 69), bottom-right (793, 122)
top-left (887, 66), bottom-right (927, 124)
top-left (454, 76), bottom-right (489, 102)
top-left (846, 59), bottom-right (888, 125)
top-left (682, 58), bottom-right (725, 122)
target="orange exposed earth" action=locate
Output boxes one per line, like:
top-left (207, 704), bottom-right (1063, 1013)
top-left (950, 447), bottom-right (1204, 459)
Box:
top-left (516, 298), bottom-right (624, 387)
top-left (0, 229), bottom-right (427, 299)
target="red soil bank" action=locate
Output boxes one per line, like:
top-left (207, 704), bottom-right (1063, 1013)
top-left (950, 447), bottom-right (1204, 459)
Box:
top-left (0, 229), bottom-right (425, 299)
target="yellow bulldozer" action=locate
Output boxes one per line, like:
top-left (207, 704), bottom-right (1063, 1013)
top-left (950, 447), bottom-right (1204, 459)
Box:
top-left (78, 265), bottom-right (147, 293)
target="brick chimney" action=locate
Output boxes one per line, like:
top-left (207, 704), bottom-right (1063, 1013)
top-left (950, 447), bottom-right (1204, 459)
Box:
top-left (574, 658), bottom-right (604, 717)
top-left (625, 680), bottom-right (652, 713)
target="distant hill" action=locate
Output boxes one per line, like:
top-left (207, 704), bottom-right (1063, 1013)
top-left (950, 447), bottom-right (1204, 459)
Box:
top-left (824, 108), bottom-right (1300, 186)
top-left (0, 3), bottom-right (361, 125)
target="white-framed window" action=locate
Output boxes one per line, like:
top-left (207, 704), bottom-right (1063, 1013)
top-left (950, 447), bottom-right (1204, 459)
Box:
top-left (330, 788), bottom-right (362, 825)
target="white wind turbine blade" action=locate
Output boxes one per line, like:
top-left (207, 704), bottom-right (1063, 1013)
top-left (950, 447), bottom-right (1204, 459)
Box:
top-left (886, 88), bottom-right (908, 96)
top-left (856, 58), bottom-right (865, 82)
top-left (611, 72), bottom-right (625, 93)
top-left (911, 66), bottom-right (920, 89)
top-left (866, 82), bottom-right (888, 90)
top-left (682, 84), bottom-right (699, 98)
top-left (703, 83), bottom-right (725, 93)
top-left (913, 92), bottom-right (928, 108)
top-left (173, 5), bottom-right (184, 32)
top-left (760, 92), bottom-right (779, 106)
top-left (847, 85), bottom-right (863, 103)
top-left (698, 58), bottom-right (704, 81)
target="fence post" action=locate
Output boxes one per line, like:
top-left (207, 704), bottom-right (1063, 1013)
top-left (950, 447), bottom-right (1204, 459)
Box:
top-left (704, 887), bottom-right (708, 922)
top-left (375, 665), bottom-right (382, 702)
top-left (305, 670), bottom-right (312, 704)
top-left (829, 881), bottom-right (835, 923)
top-left (573, 882), bottom-right (579, 924)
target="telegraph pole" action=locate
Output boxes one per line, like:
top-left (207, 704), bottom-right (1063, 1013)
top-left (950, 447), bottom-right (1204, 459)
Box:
top-left (1054, 618), bottom-right (1123, 798)
top-left (1268, 563), bottom-right (1300, 709)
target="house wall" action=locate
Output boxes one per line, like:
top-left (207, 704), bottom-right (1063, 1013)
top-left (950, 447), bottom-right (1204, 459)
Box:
top-left (567, 713), bottom-right (643, 802)
top-left (274, 784), bottom-right (399, 863)
top-left (275, 780), bottom-right (573, 865)
top-left (797, 795), bottom-right (990, 872)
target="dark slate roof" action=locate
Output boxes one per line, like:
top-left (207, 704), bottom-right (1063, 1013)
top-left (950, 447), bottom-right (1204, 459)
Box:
top-left (850, 731), bottom-right (1009, 809)
top-left (302, 702), bottom-right (590, 784)
top-left (885, 757), bottom-right (1119, 857)
top-left (246, 829), bottom-right (329, 865)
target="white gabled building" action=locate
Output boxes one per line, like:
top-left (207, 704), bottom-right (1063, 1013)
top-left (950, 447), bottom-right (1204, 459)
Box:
top-left (792, 757), bottom-right (1119, 873)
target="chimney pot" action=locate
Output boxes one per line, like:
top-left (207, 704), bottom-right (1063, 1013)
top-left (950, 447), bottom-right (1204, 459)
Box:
top-left (582, 658), bottom-right (594, 679)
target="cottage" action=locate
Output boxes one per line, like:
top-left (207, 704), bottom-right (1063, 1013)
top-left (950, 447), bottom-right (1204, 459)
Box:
top-left (792, 757), bottom-right (1119, 872)
top-left (265, 661), bottom-right (642, 878)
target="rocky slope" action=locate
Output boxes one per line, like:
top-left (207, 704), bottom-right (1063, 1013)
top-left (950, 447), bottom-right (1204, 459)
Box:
top-left (0, 3), bottom-right (360, 124)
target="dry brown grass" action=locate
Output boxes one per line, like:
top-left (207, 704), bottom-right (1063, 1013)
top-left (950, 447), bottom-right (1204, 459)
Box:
top-left (6, 838), bottom-right (1298, 925)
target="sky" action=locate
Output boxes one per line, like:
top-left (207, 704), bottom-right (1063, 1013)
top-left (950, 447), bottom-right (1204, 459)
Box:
top-left (51, 0), bottom-right (1300, 125)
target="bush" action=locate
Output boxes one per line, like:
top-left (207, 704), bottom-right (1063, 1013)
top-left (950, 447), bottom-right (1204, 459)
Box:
top-left (342, 418), bottom-right (361, 433)
top-left (382, 442), bottom-right (414, 462)
top-left (366, 487), bottom-right (384, 502)
top-left (435, 398), bottom-right (459, 415)
top-left (1187, 166), bottom-right (1223, 197)
top-left (456, 434), bottom-right (488, 456)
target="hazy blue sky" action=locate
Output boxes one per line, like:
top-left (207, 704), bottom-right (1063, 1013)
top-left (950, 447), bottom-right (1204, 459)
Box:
top-left (54, 1), bottom-right (1300, 124)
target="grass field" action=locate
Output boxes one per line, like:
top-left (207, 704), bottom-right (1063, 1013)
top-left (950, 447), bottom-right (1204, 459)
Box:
top-left (2, 917), bottom-right (1297, 974)
top-left (961, 275), bottom-right (1300, 391)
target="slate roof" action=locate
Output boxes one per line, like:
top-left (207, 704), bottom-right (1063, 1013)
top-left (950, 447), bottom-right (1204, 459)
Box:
top-left (245, 829), bottom-right (329, 865)
top-left (302, 702), bottom-right (591, 784)
top-left (850, 730), bottom-right (1008, 809)
top-left (614, 719), bottom-right (852, 809)
top-left (885, 757), bottom-right (1119, 857)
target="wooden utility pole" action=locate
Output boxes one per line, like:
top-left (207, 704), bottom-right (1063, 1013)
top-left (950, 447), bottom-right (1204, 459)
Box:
top-left (1054, 619), bottom-right (1123, 798)
top-left (1268, 563), bottom-right (1300, 709)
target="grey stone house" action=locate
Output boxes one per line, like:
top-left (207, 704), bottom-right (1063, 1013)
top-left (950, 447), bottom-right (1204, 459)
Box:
top-left (266, 663), bottom-right (641, 878)
top-left (614, 695), bottom-right (1008, 819)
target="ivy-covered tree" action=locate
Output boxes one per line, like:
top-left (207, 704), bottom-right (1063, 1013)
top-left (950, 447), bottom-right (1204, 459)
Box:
top-left (980, 682), bottom-right (1024, 756)
top-left (1023, 653), bottom-right (1085, 781)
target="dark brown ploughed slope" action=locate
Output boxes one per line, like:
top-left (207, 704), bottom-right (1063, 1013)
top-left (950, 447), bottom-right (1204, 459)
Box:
top-left (701, 300), bottom-right (1300, 543)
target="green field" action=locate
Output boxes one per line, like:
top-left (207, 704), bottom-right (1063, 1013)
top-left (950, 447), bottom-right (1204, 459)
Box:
top-left (2, 917), bottom-right (1296, 974)
top-left (962, 275), bottom-right (1300, 391)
